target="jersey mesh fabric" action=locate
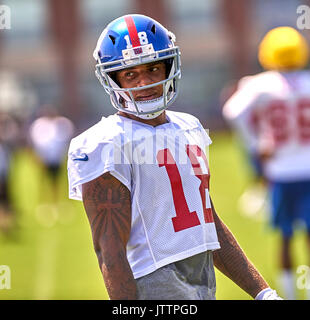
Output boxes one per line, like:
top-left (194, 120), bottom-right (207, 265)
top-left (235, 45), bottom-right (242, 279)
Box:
top-left (68, 110), bottom-right (220, 279)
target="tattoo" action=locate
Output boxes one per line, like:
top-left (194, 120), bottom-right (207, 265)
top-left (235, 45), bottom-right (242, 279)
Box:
top-left (82, 173), bottom-right (137, 299)
top-left (211, 201), bottom-right (269, 298)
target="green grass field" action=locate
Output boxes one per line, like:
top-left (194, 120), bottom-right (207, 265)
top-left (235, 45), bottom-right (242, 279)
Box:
top-left (0, 131), bottom-right (308, 300)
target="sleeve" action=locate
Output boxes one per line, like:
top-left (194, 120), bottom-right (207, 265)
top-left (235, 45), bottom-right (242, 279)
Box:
top-left (67, 138), bottom-right (132, 201)
top-left (196, 119), bottom-right (212, 147)
top-left (201, 127), bottom-right (212, 147)
top-left (222, 80), bottom-right (261, 153)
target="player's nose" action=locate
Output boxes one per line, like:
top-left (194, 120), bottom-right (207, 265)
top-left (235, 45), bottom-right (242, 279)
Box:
top-left (136, 71), bottom-right (154, 87)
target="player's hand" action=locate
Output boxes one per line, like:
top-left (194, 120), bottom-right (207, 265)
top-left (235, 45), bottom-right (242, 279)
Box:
top-left (255, 288), bottom-right (283, 300)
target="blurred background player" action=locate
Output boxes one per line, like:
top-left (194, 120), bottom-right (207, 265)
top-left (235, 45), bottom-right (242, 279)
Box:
top-left (222, 26), bottom-right (310, 300)
top-left (0, 112), bottom-right (21, 234)
top-left (0, 71), bottom-right (35, 236)
top-left (29, 105), bottom-right (75, 205)
top-left (220, 79), bottom-right (268, 221)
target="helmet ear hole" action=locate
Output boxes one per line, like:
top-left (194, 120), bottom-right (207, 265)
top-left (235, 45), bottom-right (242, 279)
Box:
top-left (151, 24), bottom-right (156, 35)
top-left (109, 35), bottom-right (116, 45)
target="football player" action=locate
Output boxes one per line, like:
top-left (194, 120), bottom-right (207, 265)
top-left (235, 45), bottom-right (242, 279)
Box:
top-left (29, 106), bottom-right (75, 203)
top-left (67, 14), bottom-right (281, 300)
top-left (223, 26), bottom-right (310, 300)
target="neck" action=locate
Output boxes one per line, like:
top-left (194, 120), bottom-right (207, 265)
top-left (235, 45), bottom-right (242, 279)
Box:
top-left (117, 111), bottom-right (168, 127)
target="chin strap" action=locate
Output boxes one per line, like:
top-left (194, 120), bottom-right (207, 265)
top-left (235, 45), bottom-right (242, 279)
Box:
top-left (124, 97), bottom-right (166, 119)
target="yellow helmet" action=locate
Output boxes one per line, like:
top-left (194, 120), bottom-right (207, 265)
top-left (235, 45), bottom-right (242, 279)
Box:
top-left (258, 26), bottom-right (309, 71)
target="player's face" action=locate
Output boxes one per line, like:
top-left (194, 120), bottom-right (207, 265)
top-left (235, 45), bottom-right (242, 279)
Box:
top-left (115, 62), bottom-right (166, 101)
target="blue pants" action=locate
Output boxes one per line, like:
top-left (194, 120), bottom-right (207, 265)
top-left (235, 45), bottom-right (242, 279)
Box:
top-left (269, 180), bottom-right (310, 238)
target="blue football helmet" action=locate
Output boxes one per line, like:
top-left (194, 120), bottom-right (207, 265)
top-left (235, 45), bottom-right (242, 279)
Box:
top-left (93, 14), bottom-right (181, 119)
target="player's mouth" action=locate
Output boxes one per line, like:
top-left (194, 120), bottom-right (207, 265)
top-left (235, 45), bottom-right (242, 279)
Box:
top-left (135, 90), bottom-right (161, 101)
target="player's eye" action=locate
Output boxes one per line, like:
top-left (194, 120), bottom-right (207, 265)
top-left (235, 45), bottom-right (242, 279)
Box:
top-left (124, 71), bottom-right (135, 78)
top-left (149, 65), bottom-right (162, 73)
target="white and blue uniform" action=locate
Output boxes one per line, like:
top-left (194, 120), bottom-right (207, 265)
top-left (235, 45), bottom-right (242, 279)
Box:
top-left (68, 110), bottom-right (220, 280)
top-left (223, 71), bottom-right (310, 237)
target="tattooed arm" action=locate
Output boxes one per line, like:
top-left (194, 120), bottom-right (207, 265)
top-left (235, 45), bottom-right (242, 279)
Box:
top-left (82, 172), bottom-right (137, 300)
top-left (211, 200), bottom-right (269, 298)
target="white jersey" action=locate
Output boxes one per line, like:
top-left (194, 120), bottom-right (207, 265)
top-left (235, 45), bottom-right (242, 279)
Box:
top-left (223, 70), bottom-right (310, 182)
top-left (68, 110), bottom-right (220, 279)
